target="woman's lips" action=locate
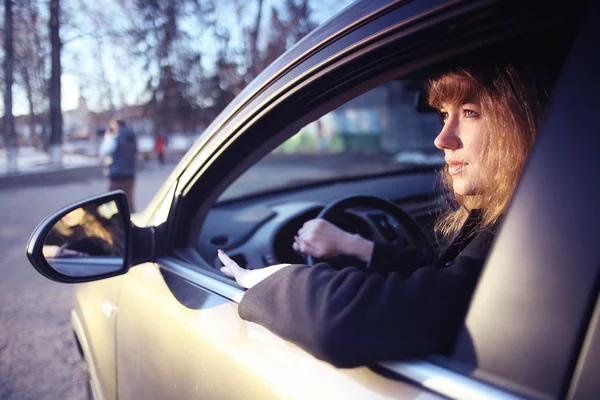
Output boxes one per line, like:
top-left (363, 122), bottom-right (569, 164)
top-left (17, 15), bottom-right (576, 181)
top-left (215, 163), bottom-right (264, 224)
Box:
top-left (447, 162), bottom-right (468, 175)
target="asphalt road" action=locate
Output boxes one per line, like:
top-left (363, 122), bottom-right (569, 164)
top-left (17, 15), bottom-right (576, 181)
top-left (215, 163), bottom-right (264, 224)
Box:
top-left (0, 161), bottom-right (174, 400)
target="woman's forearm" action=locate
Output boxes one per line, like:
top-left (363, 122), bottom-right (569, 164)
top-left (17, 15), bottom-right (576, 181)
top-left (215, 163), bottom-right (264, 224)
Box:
top-left (342, 234), bottom-right (374, 263)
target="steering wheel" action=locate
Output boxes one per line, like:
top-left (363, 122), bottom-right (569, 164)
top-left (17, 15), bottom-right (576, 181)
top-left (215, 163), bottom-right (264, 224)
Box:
top-left (306, 195), bottom-right (432, 266)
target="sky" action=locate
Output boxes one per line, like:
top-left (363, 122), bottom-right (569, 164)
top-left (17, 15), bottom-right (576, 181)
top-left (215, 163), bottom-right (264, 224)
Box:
top-left (11, 0), bottom-right (355, 116)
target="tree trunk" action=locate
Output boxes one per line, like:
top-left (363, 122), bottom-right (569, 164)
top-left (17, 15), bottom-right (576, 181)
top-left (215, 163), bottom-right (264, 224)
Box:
top-left (49, 0), bottom-right (62, 165)
top-left (29, 0), bottom-right (47, 151)
top-left (20, 65), bottom-right (42, 150)
top-left (94, 36), bottom-right (114, 112)
top-left (3, 0), bottom-right (18, 173)
top-left (248, 0), bottom-right (264, 79)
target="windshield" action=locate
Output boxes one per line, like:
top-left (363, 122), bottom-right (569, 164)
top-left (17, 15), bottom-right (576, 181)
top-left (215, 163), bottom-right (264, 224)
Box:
top-left (219, 80), bottom-right (443, 202)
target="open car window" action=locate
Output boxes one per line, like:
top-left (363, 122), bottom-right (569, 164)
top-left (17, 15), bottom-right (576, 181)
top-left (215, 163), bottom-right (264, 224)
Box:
top-left (218, 80), bottom-right (443, 203)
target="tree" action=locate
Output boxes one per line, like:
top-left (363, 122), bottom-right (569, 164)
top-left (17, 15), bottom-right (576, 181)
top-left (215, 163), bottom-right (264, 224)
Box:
top-left (69, 0), bottom-right (118, 112)
top-left (49, 0), bottom-right (62, 164)
top-left (199, 49), bottom-right (240, 123)
top-left (127, 0), bottom-right (208, 135)
top-left (190, 0), bottom-right (320, 121)
top-left (3, 0), bottom-right (18, 172)
top-left (14, 0), bottom-right (50, 150)
top-left (263, 0), bottom-right (317, 67)
top-left (236, 0), bottom-right (265, 82)
top-left (216, 0), bottom-right (318, 88)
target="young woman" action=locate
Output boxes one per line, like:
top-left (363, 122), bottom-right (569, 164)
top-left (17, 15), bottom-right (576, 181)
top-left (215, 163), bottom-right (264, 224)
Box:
top-left (44, 205), bottom-right (125, 258)
top-left (218, 63), bottom-right (547, 368)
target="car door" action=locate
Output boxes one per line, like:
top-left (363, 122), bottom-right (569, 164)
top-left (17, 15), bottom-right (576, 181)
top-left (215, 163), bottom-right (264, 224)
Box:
top-left (113, 0), bottom-right (596, 399)
top-left (383, 2), bottom-right (600, 399)
top-left (115, 1), bottom-right (456, 398)
top-left (568, 292), bottom-right (600, 399)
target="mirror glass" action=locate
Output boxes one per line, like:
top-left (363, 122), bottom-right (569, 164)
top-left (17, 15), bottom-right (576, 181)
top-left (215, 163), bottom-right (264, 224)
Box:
top-left (42, 198), bottom-right (126, 277)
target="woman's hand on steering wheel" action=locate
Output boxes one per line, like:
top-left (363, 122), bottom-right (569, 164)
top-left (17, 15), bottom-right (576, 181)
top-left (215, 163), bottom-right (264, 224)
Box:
top-left (293, 219), bottom-right (374, 263)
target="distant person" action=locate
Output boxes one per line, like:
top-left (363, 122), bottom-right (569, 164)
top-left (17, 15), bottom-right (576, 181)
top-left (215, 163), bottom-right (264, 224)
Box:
top-left (315, 119), bottom-right (328, 153)
top-left (99, 119), bottom-right (138, 212)
top-left (155, 132), bottom-right (166, 165)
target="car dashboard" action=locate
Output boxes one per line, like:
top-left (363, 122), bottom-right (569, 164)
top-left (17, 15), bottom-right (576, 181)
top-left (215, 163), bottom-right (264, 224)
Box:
top-left (193, 173), bottom-right (445, 272)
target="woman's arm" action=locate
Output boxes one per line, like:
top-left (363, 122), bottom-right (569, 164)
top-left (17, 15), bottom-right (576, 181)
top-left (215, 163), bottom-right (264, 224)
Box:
top-left (367, 238), bottom-right (428, 277)
top-left (293, 219), bottom-right (427, 276)
top-left (293, 219), bottom-right (374, 262)
top-left (238, 229), bottom-right (494, 368)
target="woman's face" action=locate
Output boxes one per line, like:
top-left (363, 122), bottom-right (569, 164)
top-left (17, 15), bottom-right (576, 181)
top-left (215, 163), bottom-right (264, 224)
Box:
top-left (434, 102), bottom-right (488, 196)
top-left (62, 208), bottom-right (86, 227)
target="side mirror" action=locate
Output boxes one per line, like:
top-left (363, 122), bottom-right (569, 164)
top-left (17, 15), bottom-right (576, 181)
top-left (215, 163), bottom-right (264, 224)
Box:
top-left (26, 191), bottom-right (134, 283)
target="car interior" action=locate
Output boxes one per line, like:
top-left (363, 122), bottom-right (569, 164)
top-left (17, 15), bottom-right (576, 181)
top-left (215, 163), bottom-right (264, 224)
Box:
top-left (167, 4), bottom-right (585, 289)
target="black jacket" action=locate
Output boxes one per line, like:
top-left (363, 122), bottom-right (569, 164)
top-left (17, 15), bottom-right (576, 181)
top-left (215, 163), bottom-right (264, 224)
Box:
top-left (238, 211), bottom-right (499, 368)
top-left (105, 126), bottom-right (137, 179)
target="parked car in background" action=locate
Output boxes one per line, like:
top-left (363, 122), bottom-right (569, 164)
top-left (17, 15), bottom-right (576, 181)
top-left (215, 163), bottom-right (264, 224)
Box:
top-left (26, 0), bottom-right (599, 399)
top-left (136, 132), bottom-right (201, 161)
top-left (136, 134), bottom-right (155, 160)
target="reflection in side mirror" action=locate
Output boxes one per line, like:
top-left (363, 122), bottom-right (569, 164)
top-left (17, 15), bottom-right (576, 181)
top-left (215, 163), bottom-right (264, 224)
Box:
top-left (42, 199), bottom-right (126, 277)
top-left (27, 191), bottom-right (131, 283)
top-left (42, 200), bottom-right (125, 277)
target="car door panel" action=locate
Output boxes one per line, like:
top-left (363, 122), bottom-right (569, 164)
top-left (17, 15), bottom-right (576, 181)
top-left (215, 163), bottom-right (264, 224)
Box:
top-left (74, 275), bottom-right (125, 400)
top-left (450, 2), bottom-right (600, 398)
top-left (116, 263), bottom-right (440, 399)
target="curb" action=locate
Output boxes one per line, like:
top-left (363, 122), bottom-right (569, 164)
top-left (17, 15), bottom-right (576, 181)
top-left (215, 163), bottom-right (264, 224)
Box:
top-left (0, 165), bottom-right (105, 189)
top-left (0, 152), bottom-right (186, 190)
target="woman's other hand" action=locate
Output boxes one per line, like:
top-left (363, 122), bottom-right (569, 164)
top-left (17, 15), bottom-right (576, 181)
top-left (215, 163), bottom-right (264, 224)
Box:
top-left (293, 219), bottom-right (374, 263)
top-left (43, 244), bottom-right (90, 259)
top-left (43, 245), bottom-right (60, 258)
top-left (218, 249), bottom-right (290, 289)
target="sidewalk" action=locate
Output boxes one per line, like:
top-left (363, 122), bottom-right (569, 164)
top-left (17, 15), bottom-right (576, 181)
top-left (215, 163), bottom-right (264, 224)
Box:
top-left (0, 147), bottom-right (101, 176)
top-left (0, 147), bottom-right (103, 189)
top-left (0, 145), bottom-right (190, 190)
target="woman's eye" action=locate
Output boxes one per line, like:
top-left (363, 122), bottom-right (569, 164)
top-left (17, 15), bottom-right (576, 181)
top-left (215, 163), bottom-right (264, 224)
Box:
top-left (463, 109), bottom-right (479, 118)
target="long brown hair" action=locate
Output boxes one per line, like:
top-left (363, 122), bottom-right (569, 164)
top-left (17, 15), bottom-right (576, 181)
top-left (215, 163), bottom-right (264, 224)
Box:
top-left (54, 207), bottom-right (114, 246)
top-left (428, 65), bottom-right (547, 240)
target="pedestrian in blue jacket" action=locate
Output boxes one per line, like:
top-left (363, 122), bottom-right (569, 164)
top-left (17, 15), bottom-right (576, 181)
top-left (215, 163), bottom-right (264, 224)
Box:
top-left (100, 119), bottom-right (137, 212)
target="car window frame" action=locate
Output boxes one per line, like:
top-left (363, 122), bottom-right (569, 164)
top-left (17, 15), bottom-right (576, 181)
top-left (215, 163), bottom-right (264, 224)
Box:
top-left (174, 0), bottom-right (567, 250)
top-left (216, 81), bottom-right (445, 203)
top-left (568, 293), bottom-right (600, 399)
top-left (152, 0), bottom-right (594, 398)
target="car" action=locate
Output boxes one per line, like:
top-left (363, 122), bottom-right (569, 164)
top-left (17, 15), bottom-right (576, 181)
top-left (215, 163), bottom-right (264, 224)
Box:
top-left (136, 134), bottom-right (155, 160)
top-left (25, 0), bottom-right (600, 399)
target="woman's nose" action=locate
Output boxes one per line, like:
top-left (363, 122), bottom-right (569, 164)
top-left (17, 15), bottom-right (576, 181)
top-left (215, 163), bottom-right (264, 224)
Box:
top-left (434, 122), bottom-right (461, 150)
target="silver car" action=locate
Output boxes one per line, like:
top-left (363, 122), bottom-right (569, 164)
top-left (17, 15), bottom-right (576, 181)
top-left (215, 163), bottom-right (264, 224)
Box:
top-left (26, 0), bottom-right (600, 399)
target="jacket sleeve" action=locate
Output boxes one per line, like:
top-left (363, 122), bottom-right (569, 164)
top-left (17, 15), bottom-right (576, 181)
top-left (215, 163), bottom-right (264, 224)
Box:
top-left (367, 237), bottom-right (427, 278)
top-left (238, 248), bottom-right (486, 368)
top-left (44, 227), bottom-right (64, 246)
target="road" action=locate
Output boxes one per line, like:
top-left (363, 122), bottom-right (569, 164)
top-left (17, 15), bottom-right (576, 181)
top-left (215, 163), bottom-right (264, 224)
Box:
top-left (0, 161), bottom-right (174, 400)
